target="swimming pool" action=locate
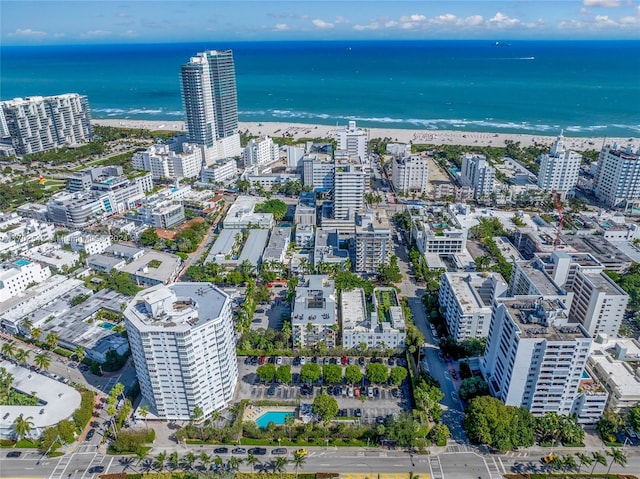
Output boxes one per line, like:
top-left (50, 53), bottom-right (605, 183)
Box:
top-left (255, 411), bottom-right (295, 428)
top-left (15, 259), bottom-right (31, 266)
top-left (582, 370), bottom-right (590, 379)
top-left (101, 322), bottom-right (116, 330)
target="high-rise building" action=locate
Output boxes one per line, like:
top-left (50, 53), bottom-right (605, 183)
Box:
top-left (243, 136), bottom-right (279, 168)
top-left (593, 142), bottom-right (640, 209)
top-left (337, 121), bottom-right (368, 162)
top-left (460, 154), bottom-right (495, 201)
top-left (333, 157), bottom-right (367, 220)
top-left (482, 296), bottom-right (592, 417)
top-left (352, 209), bottom-right (392, 275)
top-left (124, 283), bottom-right (238, 420)
top-left (537, 132), bottom-right (582, 199)
top-left (0, 94), bottom-right (92, 155)
top-left (180, 50), bottom-right (240, 163)
top-left (391, 155), bottom-right (429, 194)
top-left (132, 136), bottom-right (203, 180)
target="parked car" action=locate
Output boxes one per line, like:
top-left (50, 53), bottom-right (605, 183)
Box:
top-left (272, 448), bottom-right (288, 455)
top-left (85, 429), bottom-right (95, 441)
top-left (6, 451), bottom-right (21, 458)
top-left (267, 384), bottom-right (276, 396)
top-left (248, 447), bottom-right (267, 455)
top-left (354, 387), bottom-right (361, 398)
top-left (214, 447), bottom-right (228, 454)
top-left (232, 448), bottom-right (247, 454)
top-left (89, 466), bottom-right (104, 473)
top-left (295, 449), bottom-right (308, 457)
top-left (300, 356), bottom-right (306, 365)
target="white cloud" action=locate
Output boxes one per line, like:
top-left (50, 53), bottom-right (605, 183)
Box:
top-left (619, 14), bottom-right (640, 23)
top-left (583, 0), bottom-right (621, 7)
top-left (334, 16), bottom-right (349, 25)
top-left (7, 28), bottom-right (48, 38)
top-left (430, 14), bottom-right (484, 27)
top-left (399, 14), bottom-right (426, 23)
top-left (80, 30), bottom-right (112, 38)
top-left (274, 23), bottom-right (289, 31)
top-left (594, 14), bottom-right (618, 25)
top-left (312, 18), bottom-right (334, 29)
top-left (488, 11), bottom-right (521, 28)
top-left (353, 22), bottom-right (380, 31)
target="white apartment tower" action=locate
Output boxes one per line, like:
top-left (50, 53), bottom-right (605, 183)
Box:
top-left (337, 121), bottom-right (368, 162)
top-left (0, 94), bottom-right (92, 155)
top-left (593, 142), bottom-right (640, 209)
top-left (438, 272), bottom-right (508, 341)
top-left (352, 209), bottom-right (392, 275)
top-left (537, 131), bottom-right (582, 199)
top-left (132, 142), bottom-right (203, 180)
top-left (333, 158), bottom-right (367, 220)
top-left (391, 155), bottom-right (429, 194)
top-left (180, 50), bottom-right (241, 164)
top-left (124, 283), bottom-right (238, 420)
top-left (243, 136), bottom-right (279, 168)
top-left (460, 154), bottom-right (495, 201)
top-left (482, 297), bottom-right (592, 416)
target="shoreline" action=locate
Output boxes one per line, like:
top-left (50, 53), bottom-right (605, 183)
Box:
top-left (92, 119), bottom-right (638, 149)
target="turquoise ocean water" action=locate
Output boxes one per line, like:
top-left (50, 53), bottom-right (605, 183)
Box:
top-left (1, 40), bottom-right (639, 136)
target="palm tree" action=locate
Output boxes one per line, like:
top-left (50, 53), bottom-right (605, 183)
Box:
top-left (211, 409), bottom-right (222, 427)
top-left (138, 405), bottom-right (149, 430)
top-left (227, 456), bottom-right (242, 471)
top-left (182, 451), bottom-right (196, 470)
top-left (12, 415), bottom-right (34, 443)
top-left (44, 331), bottom-right (59, 351)
top-left (20, 317), bottom-right (33, 334)
top-left (136, 448), bottom-right (150, 468)
top-left (199, 452), bottom-right (212, 470)
top-left (168, 451), bottom-right (180, 470)
top-left (191, 405), bottom-right (203, 424)
top-left (575, 452), bottom-right (593, 473)
top-left (30, 327), bottom-right (42, 343)
top-left (606, 448), bottom-right (627, 473)
top-left (73, 345), bottom-right (85, 363)
top-left (119, 457), bottom-right (136, 472)
top-left (292, 452), bottom-right (306, 478)
top-left (13, 349), bottom-right (30, 365)
top-left (272, 456), bottom-right (288, 476)
top-left (591, 451), bottom-right (607, 473)
top-left (245, 453), bottom-right (259, 471)
top-left (33, 352), bottom-right (51, 371)
top-left (213, 454), bottom-right (223, 471)
top-left (1, 342), bottom-right (16, 359)
top-left (152, 451), bottom-right (167, 471)
top-left (562, 454), bottom-right (577, 472)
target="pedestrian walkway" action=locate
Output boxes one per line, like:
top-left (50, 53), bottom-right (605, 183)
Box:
top-left (340, 474), bottom-right (417, 479)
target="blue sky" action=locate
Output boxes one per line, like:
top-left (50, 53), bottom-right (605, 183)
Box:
top-left (3, 0), bottom-right (640, 45)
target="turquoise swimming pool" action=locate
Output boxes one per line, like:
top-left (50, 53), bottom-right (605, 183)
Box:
top-left (255, 411), bottom-right (295, 428)
top-left (101, 322), bottom-right (116, 330)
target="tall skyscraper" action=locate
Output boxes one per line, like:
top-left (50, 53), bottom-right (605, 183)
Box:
top-left (593, 142), bottom-right (640, 209)
top-left (537, 131), bottom-right (582, 199)
top-left (180, 50), bottom-right (240, 163)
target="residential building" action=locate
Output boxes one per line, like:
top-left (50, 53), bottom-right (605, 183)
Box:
top-left (302, 154), bottom-right (334, 192)
top-left (245, 173), bottom-right (300, 192)
top-left (46, 191), bottom-right (114, 228)
top-left (341, 287), bottom-right (406, 350)
top-left (132, 140), bottom-right (203, 180)
top-left (0, 94), bottom-right (92, 155)
top-left (16, 203), bottom-right (48, 222)
top-left (204, 228), bottom-right (269, 270)
top-left (222, 196), bottom-right (274, 229)
top-left (291, 275), bottom-right (337, 348)
top-left (352, 209), bottom-right (391, 275)
top-left (244, 136), bottom-right (279, 168)
top-left (123, 250), bottom-right (182, 287)
top-left (333, 157), bottom-right (367, 220)
top-left (60, 231), bottom-right (112, 256)
top-left (391, 154), bottom-right (429, 194)
top-left (593, 142), bottom-right (640, 209)
top-left (439, 272), bottom-right (508, 341)
top-left (295, 224), bottom-right (314, 249)
top-left (537, 132), bottom-right (582, 198)
top-left (410, 206), bottom-right (467, 255)
top-left (482, 297), bottom-right (592, 417)
top-left (180, 50), bottom-right (240, 163)
top-left (336, 121), bottom-right (367, 162)
top-left (0, 213), bottom-right (55, 255)
top-left (588, 337), bottom-right (640, 412)
top-left (294, 192), bottom-right (316, 226)
top-left (0, 260), bottom-right (51, 303)
top-left (23, 243), bottom-right (79, 270)
top-left (460, 154), bottom-right (496, 201)
top-left (313, 228), bottom-right (349, 270)
top-left (90, 173), bottom-right (153, 214)
top-left (200, 158), bottom-right (238, 184)
top-left (262, 227), bottom-right (291, 264)
top-left (124, 283), bottom-right (238, 420)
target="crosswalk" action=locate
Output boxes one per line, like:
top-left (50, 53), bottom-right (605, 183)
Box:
top-left (485, 456), bottom-right (505, 479)
top-left (428, 456), bottom-right (443, 479)
top-left (49, 454), bottom-right (74, 479)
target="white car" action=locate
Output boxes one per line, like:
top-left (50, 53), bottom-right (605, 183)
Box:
top-left (299, 356), bottom-right (306, 365)
top-left (276, 356), bottom-right (283, 365)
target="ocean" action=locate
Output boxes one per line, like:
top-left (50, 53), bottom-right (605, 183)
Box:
top-left (1, 40), bottom-right (639, 136)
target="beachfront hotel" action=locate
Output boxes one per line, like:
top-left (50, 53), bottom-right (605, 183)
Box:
top-left (460, 153), bottom-right (496, 201)
top-left (124, 283), bottom-right (238, 420)
top-left (180, 50), bottom-right (241, 163)
top-left (593, 142), bottom-right (640, 209)
top-left (536, 131), bottom-right (582, 199)
top-left (0, 93), bottom-right (92, 155)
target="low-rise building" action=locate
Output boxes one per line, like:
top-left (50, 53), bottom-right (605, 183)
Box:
top-left (204, 228), bottom-right (269, 270)
top-left (246, 173), bottom-right (301, 192)
top-left (23, 243), bottom-right (80, 270)
top-left (223, 196), bottom-right (275, 229)
top-left (341, 287), bottom-right (406, 350)
top-left (0, 213), bottom-right (55, 255)
top-left (295, 224), bottom-right (314, 249)
top-left (200, 158), bottom-right (238, 184)
top-left (313, 228), bottom-right (349, 270)
top-left (294, 192), bottom-right (317, 226)
top-left (391, 154), bottom-right (429, 194)
top-left (410, 205), bottom-right (467, 255)
top-left (244, 136), bottom-right (279, 168)
top-left (291, 275), bottom-right (337, 348)
top-left (122, 250), bottom-right (181, 287)
top-left (439, 272), bottom-right (508, 341)
top-left (0, 260), bottom-right (51, 303)
top-left (132, 137), bottom-right (203, 180)
top-left (60, 231), bottom-right (112, 255)
top-left (262, 227), bottom-right (291, 265)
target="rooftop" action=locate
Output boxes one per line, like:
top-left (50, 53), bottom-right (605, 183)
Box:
top-left (125, 282), bottom-right (229, 331)
top-left (122, 250), bottom-right (181, 284)
top-left (516, 261), bottom-right (565, 296)
top-left (292, 275), bottom-right (336, 326)
top-left (263, 227), bottom-right (291, 262)
top-left (445, 272), bottom-right (507, 313)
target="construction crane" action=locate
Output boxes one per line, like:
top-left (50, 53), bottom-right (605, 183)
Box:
top-left (552, 189), bottom-right (564, 250)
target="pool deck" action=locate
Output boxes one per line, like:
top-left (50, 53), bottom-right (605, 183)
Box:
top-left (244, 405), bottom-right (298, 423)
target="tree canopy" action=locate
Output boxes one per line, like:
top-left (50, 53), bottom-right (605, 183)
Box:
top-left (254, 199), bottom-right (288, 221)
top-left (312, 394), bottom-right (338, 422)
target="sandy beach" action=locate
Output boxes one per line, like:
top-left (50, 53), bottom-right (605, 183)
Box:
top-left (92, 118), bottom-right (637, 150)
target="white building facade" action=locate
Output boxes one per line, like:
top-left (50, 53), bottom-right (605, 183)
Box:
top-left (391, 155), bottom-right (429, 194)
top-left (124, 283), bottom-right (238, 420)
top-left (243, 136), bottom-right (279, 168)
top-left (593, 143), bottom-right (640, 209)
top-left (0, 260), bottom-right (51, 303)
top-left (537, 132), bottom-right (582, 198)
top-left (460, 154), bottom-right (496, 201)
top-left (337, 121), bottom-right (367, 162)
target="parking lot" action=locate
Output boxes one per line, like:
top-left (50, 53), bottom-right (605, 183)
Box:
top-left (234, 355), bottom-right (412, 424)
top-left (248, 286), bottom-right (290, 330)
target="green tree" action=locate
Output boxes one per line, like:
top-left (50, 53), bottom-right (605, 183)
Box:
top-left (597, 410), bottom-right (624, 441)
top-left (257, 363), bottom-right (277, 383)
top-left (626, 403), bottom-right (640, 432)
top-left (33, 352), bottom-right (51, 371)
top-left (139, 227), bottom-right (159, 247)
top-left (386, 413), bottom-right (418, 448)
top-left (606, 448), bottom-right (627, 474)
top-left (405, 324), bottom-right (425, 355)
top-left (73, 345), bottom-right (86, 363)
top-left (254, 199), bottom-right (288, 220)
top-left (30, 327), bottom-right (42, 342)
top-left (12, 414), bottom-right (34, 442)
top-left (1, 342), bottom-right (16, 359)
top-left (139, 405), bottom-right (149, 430)
top-left (44, 331), bottom-right (59, 350)
top-left (292, 450), bottom-right (306, 477)
top-left (344, 364), bottom-right (363, 384)
top-left (458, 377), bottom-right (489, 401)
top-left (389, 366), bottom-right (408, 386)
top-left (591, 451), bottom-right (607, 473)
top-left (300, 363), bottom-right (321, 383)
top-left (378, 255), bottom-right (402, 284)
top-left (272, 456), bottom-right (289, 475)
top-left (245, 453), bottom-right (259, 470)
top-left (182, 451), bottom-right (196, 470)
top-left (322, 363), bottom-right (343, 384)
top-left (575, 452), bottom-right (593, 473)
top-left (168, 451), bottom-right (180, 470)
top-left (276, 365), bottom-right (292, 384)
top-left (153, 451), bottom-right (167, 471)
top-left (429, 423), bottom-right (450, 446)
top-left (312, 394), bottom-right (339, 422)
top-left (13, 349), bottom-right (30, 365)
top-left (365, 362), bottom-right (389, 384)
top-left (20, 317), bottom-right (33, 333)
top-left (198, 452), bottom-right (211, 470)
